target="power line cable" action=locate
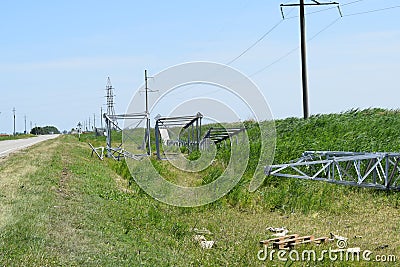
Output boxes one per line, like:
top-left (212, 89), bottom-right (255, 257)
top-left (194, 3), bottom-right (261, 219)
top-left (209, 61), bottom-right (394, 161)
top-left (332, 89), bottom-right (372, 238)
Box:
top-left (226, 0), bottom-right (357, 66)
top-left (308, 17), bottom-right (341, 42)
top-left (155, 2), bottom-right (283, 100)
top-left (250, 2), bottom-right (400, 77)
top-left (226, 19), bottom-right (285, 65)
top-left (341, 0), bottom-right (365, 7)
top-left (250, 17), bottom-right (341, 77)
top-left (250, 47), bottom-right (299, 77)
top-left (226, 5), bottom-right (296, 65)
top-left (285, 0), bottom-right (365, 19)
top-left (344, 4), bottom-right (400, 16)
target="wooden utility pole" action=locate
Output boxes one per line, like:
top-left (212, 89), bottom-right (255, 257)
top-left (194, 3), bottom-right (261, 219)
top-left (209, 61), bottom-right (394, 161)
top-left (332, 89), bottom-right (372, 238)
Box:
top-left (299, 0), bottom-right (309, 119)
top-left (280, 0), bottom-right (339, 119)
top-left (12, 107), bottom-right (16, 136)
top-left (100, 107), bottom-right (103, 129)
top-left (144, 70), bottom-right (151, 155)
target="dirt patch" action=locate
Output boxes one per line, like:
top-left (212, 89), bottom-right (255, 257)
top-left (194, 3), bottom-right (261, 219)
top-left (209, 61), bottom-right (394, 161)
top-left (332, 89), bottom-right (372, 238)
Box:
top-left (56, 166), bottom-right (71, 198)
top-left (113, 173), bottom-right (135, 194)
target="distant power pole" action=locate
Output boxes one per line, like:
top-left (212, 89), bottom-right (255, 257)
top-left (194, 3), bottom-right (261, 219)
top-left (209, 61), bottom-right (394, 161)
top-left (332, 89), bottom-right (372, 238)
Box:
top-left (280, 0), bottom-right (339, 119)
top-left (24, 115), bottom-right (27, 134)
top-left (30, 121), bottom-right (32, 133)
top-left (77, 122), bottom-right (82, 140)
top-left (105, 77), bottom-right (117, 129)
top-left (144, 70), bottom-right (151, 155)
top-left (12, 107), bottom-right (16, 136)
top-left (100, 107), bottom-right (103, 128)
top-left (93, 113), bottom-right (96, 129)
top-left (142, 70), bottom-right (157, 155)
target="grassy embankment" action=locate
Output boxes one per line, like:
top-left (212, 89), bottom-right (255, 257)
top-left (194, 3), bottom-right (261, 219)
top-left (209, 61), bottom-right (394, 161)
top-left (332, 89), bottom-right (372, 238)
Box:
top-left (0, 134), bottom-right (36, 141)
top-left (0, 108), bottom-right (400, 266)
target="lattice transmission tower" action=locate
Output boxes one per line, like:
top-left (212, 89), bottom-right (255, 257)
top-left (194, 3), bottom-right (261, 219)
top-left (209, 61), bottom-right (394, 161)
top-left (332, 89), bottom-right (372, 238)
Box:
top-left (105, 77), bottom-right (117, 127)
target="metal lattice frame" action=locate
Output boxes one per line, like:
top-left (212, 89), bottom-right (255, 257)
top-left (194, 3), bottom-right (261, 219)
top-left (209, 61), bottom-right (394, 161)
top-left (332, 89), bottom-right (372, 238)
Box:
top-left (154, 113), bottom-right (203, 160)
top-left (202, 127), bottom-right (245, 144)
top-left (105, 77), bottom-right (117, 127)
top-left (265, 151), bottom-right (400, 190)
top-left (104, 113), bottom-right (149, 160)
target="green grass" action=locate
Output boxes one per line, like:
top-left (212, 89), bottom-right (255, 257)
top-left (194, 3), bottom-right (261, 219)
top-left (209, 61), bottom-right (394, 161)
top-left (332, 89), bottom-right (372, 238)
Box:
top-left (0, 134), bottom-right (36, 141)
top-left (1, 108), bottom-right (400, 266)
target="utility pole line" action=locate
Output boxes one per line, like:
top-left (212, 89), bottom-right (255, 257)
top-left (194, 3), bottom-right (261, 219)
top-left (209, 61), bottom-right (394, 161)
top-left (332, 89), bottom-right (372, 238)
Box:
top-left (101, 107), bottom-right (103, 129)
top-left (142, 70), bottom-right (158, 155)
top-left (12, 107), bottom-right (16, 136)
top-left (77, 122), bottom-right (82, 140)
top-left (145, 70), bottom-right (149, 117)
top-left (143, 70), bottom-right (157, 155)
top-left (299, 0), bottom-right (308, 119)
top-left (145, 70), bottom-right (150, 155)
top-left (280, 0), bottom-right (339, 119)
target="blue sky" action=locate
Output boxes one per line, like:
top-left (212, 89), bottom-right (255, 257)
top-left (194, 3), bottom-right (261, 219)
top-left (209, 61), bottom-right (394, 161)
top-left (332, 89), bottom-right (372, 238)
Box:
top-left (0, 0), bottom-right (399, 133)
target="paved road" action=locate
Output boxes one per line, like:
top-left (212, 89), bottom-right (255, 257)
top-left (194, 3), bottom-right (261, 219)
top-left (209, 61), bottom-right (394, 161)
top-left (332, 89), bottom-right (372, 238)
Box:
top-left (0, 135), bottom-right (60, 158)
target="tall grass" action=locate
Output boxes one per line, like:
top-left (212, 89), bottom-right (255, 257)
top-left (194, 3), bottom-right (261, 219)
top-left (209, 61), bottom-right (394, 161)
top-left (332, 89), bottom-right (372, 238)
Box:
top-left (3, 109), bottom-right (400, 266)
top-left (83, 108), bottom-right (400, 214)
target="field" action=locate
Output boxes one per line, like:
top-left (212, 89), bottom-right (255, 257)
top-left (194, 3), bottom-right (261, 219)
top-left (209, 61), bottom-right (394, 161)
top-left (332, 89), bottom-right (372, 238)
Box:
top-left (0, 108), bottom-right (399, 266)
top-left (0, 134), bottom-right (36, 141)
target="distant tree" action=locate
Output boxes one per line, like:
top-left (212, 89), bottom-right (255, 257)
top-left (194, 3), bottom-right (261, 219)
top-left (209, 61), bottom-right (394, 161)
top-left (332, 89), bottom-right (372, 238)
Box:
top-left (30, 126), bottom-right (60, 135)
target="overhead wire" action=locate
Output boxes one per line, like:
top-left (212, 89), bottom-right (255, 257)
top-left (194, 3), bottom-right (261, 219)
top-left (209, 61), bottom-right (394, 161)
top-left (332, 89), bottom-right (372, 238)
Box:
top-left (249, 1), bottom-right (400, 76)
top-left (153, 0), bottom-right (260, 100)
top-left (226, 3), bottom-right (296, 65)
top-left (343, 4), bottom-right (400, 17)
top-left (163, 1), bottom-right (400, 98)
top-left (227, 0), bottom-right (365, 68)
top-left (341, 0), bottom-right (365, 6)
top-left (250, 17), bottom-right (341, 77)
top-left (226, 19), bottom-right (285, 65)
top-left (284, 0), bottom-right (365, 19)
top-left (166, 2), bottom-right (291, 100)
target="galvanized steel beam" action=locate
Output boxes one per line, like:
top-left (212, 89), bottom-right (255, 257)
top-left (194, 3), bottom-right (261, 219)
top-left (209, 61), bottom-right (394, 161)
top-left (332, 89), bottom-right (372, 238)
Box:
top-left (265, 151), bottom-right (400, 190)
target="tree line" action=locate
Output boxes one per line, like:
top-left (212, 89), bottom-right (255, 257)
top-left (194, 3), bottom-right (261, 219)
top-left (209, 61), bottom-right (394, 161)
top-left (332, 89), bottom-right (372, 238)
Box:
top-left (30, 126), bottom-right (60, 135)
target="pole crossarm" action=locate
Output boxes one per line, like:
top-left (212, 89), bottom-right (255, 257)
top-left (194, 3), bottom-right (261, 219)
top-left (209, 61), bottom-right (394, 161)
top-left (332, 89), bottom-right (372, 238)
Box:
top-left (265, 151), bottom-right (400, 191)
top-left (281, 1), bottom-right (338, 7)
